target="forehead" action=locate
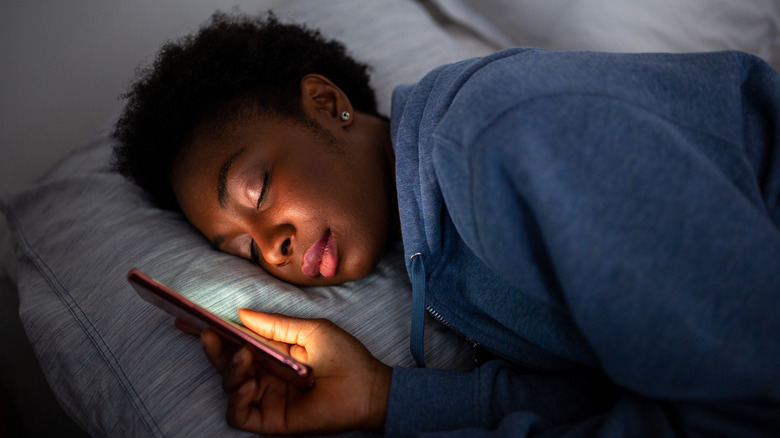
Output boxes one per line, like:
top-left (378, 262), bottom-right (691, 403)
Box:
top-left (171, 112), bottom-right (306, 208)
top-left (176, 109), bottom-right (311, 170)
top-left (177, 118), bottom-right (248, 175)
top-left (169, 119), bottom-right (252, 218)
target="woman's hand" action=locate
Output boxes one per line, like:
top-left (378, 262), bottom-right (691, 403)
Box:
top-left (201, 309), bottom-right (392, 435)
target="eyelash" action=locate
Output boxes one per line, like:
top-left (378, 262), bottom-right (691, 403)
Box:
top-left (248, 171), bottom-right (270, 264)
top-left (256, 171), bottom-right (270, 209)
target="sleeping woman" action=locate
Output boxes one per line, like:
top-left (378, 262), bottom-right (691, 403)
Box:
top-left (112, 12), bottom-right (780, 437)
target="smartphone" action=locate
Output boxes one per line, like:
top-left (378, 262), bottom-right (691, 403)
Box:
top-left (127, 268), bottom-right (314, 390)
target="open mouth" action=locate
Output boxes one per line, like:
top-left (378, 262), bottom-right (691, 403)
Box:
top-left (302, 229), bottom-right (338, 279)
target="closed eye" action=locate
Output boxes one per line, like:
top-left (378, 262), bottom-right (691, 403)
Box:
top-left (248, 171), bottom-right (270, 264)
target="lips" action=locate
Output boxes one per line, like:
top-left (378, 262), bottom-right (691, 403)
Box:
top-left (302, 229), bottom-right (338, 279)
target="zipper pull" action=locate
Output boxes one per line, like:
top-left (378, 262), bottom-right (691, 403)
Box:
top-left (410, 253), bottom-right (426, 368)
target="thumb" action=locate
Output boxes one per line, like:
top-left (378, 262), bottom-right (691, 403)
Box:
top-left (238, 309), bottom-right (320, 347)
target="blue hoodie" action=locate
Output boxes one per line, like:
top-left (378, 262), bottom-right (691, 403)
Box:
top-left (387, 48), bottom-right (780, 437)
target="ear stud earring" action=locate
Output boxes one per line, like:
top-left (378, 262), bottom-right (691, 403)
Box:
top-left (340, 111), bottom-right (351, 121)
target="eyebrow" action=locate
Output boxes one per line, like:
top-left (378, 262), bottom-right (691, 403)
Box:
top-left (217, 149), bottom-right (244, 209)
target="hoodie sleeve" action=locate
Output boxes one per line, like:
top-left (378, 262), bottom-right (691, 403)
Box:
top-left (435, 86), bottom-right (780, 401)
top-left (400, 52), bottom-right (780, 436)
top-left (384, 360), bottom-right (617, 438)
top-left (385, 361), bottom-right (778, 437)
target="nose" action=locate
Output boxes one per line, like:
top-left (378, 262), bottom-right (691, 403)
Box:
top-left (254, 223), bottom-right (295, 266)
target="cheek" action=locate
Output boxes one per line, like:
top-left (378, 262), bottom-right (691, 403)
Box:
top-left (221, 234), bottom-right (252, 260)
top-left (276, 163), bottom-right (350, 222)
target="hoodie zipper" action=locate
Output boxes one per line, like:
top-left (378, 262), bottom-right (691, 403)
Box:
top-left (426, 304), bottom-right (486, 367)
top-left (412, 253), bottom-right (490, 368)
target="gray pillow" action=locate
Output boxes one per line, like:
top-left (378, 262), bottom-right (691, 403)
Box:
top-left (0, 1), bottom-right (490, 436)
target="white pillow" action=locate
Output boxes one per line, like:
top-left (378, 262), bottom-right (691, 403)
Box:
top-left (0, 1), bottom-right (487, 436)
top-left (430, 0), bottom-right (780, 71)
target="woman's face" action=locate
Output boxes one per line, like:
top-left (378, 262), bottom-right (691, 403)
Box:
top-left (171, 76), bottom-right (395, 286)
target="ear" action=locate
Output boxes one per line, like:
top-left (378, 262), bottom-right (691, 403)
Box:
top-left (299, 74), bottom-right (354, 127)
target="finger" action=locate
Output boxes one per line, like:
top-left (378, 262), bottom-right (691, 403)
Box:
top-left (226, 376), bottom-right (293, 435)
top-left (226, 379), bottom-right (260, 431)
top-left (223, 347), bottom-right (254, 393)
top-left (238, 309), bottom-right (320, 347)
top-left (174, 318), bottom-right (200, 335)
top-left (201, 329), bottom-right (230, 372)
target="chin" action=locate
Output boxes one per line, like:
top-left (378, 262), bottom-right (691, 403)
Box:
top-left (265, 244), bottom-right (387, 287)
top-left (270, 267), bottom-right (361, 287)
top-left (316, 261), bottom-right (378, 286)
top-left (343, 246), bottom-right (387, 281)
top-left (305, 256), bottom-right (382, 286)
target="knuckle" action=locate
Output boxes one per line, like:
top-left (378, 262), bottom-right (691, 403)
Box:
top-left (314, 317), bottom-right (335, 329)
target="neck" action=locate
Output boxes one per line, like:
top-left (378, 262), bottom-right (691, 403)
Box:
top-left (361, 113), bottom-right (401, 242)
top-left (380, 119), bottom-right (401, 240)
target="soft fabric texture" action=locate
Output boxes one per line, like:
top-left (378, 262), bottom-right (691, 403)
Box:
top-left (428, 0), bottom-right (780, 71)
top-left (0, 1), bottom-right (490, 436)
top-left (387, 47), bottom-right (780, 436)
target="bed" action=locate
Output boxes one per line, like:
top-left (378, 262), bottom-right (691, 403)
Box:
top-left (1, 1), bottom-right (778, 436)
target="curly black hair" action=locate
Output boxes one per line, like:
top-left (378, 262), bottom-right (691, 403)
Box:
top-left (112, 11), bottom-right (379, 210)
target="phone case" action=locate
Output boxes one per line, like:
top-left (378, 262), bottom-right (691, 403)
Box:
top-left (127, 268), bottom-right (314, 390)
